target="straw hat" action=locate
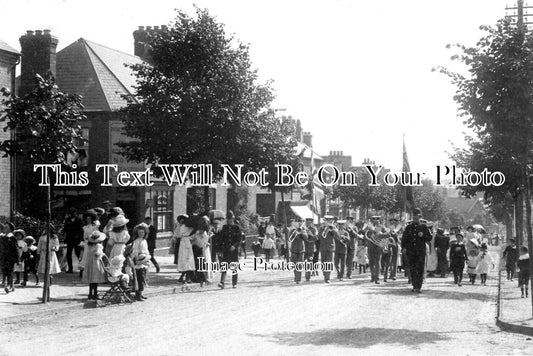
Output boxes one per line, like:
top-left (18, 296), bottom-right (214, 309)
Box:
top-left (110, 255), bottom-right (125, 267)
top-left (23, 236), bottom-right (35, 246)
top-left (112, 215), bottom-right (129, 228)
top-left (88, 231), bottom-right (106, 243)
top-left (13, 229), bottom-right (26, 238)
top-left (135, 253), bottom-right (151, 264)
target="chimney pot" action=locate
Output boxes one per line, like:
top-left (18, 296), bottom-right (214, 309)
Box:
top-left (161, 25), bottom-right (168, 30)
top-left (43, 29), bottom-right (51, 36)
top-left (35, 30), bottom-right (43, 36)
top-left (26, 30), bottom-right (34, 36)
top-left (138, 26), bottom-right (145, 30)
top-left (154, 26), bottom-right (160, 30)
top-left (146, 26), bottom-right (152, 30)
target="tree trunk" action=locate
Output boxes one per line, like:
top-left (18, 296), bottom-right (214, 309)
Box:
top-left (281, 192), bottom-right (289, 263)
top-left (204, 186), bottom-right (210, 213)
top-left (524, 170), bottom-right (533, 318)
top-left (515, 193), bottom-right (524, 245)
top-left (42, 185), bottom-right (51, 303)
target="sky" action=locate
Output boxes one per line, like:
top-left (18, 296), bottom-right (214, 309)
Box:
top-left (0, 0), bottom-right (514, 177)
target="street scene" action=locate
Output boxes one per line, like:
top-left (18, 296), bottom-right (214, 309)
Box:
top-left (1, 0), bottom-right (533, 355)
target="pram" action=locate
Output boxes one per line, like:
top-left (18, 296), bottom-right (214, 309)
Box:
top-left (96, 254), bottom-right (134, 306)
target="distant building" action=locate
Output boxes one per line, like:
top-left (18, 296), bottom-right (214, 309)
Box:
top-left (0, 38), bottom-right (19, 219)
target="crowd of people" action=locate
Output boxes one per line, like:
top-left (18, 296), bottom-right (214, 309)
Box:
top-left (0, 203), bottom-right (530, 302)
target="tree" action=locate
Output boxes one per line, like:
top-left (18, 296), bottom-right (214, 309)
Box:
top-left (0, 74), bottom-right (86, 303)
top-left (411, 179), bottom-right (446, 223)
top-left (119, 8), bottom-right (297, 211)
top-left (437, 17), bottom-right (533, 315)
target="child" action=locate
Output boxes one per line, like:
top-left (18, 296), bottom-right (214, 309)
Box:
top-left (449, 233), bottom-right (468, 286)
top-left (503, 238), bottom-right (519, 281)
top-left (356, 238), bottom-right (368, 274)
top-left (0, 222), bottom-right (18, 293)
top-left (262, 234), bottom-right (275, 262)
top-left (467, 248), bottom-right (479, 285)
top-left (13, 229), bottom-right (28, 285)
top-left (82, 231), bottom-right (106, 300)
top-left (251, 238), bottom-right (262, 258)
top-left (21, 236), bottom-right (39, 286)
top-left (517, 246), bottom-right (530, 298)
top-left (37, 226), bottom-right (61, 286)
top-left (108, 215), bottom-right (130, 260)
top-left (134, 253), bottom-right (150, 301)
top-left (106, 255), bottom-right (130, 289)
top-left (475, 243), bottom-right (494, 286)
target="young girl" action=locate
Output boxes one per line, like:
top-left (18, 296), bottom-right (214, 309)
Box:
top-left (356, 237), bottom-right (368, 274)
top-left (262, 234), bottom-right (275, 262)
top-left (37, 226), bottom-right (61, 286)
top-left (518, 246), bottom-right (530, 298)
top-left (134, 253), bottom-right (150, 301)
top-left (449, 233), bottom-right (468, 286)
top-left (80, 210), bottom-right (100, 278)
top-left (106, 255), bottom-right (130, 289)
top-left (82, 231), bottom-right (106, 300)
top-left (467, 248), bottom-right (479, 285)
top-left (475, 243), bottom-right (494, 286)
top-left (13, 229), bottom-right (27, 285)
top-left (108, 215), bottom-right (130, 260)
top-left (21, 236), bottom-right (39, 286)
top-left (177, 219), bottom-right (196, 286)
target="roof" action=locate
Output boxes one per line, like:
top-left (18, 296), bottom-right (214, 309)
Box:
top-left (0, 38), bottom-right (19, 55)
top-left (56, 38), bottom-right (143, 111)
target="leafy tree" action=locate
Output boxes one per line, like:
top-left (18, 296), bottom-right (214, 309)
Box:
top-left (120, 8), bottom-right (297, 211)
top-left (436, 17), bottom-right (533, 314)
top-left (412, 179), bottom-right (446, 223)
top-left (0, 74), bottom-right (86, 303)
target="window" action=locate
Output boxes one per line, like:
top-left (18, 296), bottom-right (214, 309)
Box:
top-left (154, 190), bottom-right (173, 232)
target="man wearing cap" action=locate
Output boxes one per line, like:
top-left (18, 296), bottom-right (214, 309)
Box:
top-left (144, 217), bottom-right (160, 273)
top-left (217, 211), bottom-right (242, 289)
top-left (289, 219), bottom-right (307, 284)
top-left (63, 207), bottom-right (84, 274)
top-left (334, 221), bottom-right (350, 281)
top-left (345, 217), bottom-right (358, 279)
top-left (401, 208), bottom-right (432, 293)
top-left (388, 217), bottom-right (401, 281)
top-left (303, 218), bottom-right (317, 281)
top-left (434, 228), bottom-right (449, 278)
top-left (365, 216), bottom-right (386, 284)
top-left (319, 215), bottom-right (336, 283)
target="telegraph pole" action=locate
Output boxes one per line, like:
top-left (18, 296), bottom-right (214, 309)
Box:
top-left (506, 1), bottom-right (533, 28)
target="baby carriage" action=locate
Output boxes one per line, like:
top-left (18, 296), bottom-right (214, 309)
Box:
top-left (97, 254), bottom-right (135, 306)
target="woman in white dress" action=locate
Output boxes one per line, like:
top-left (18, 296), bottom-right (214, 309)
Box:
top-left (37, 227), bottom-right (61, 285)
top-left (177, 219), bottom-right (196, 285)
top-left (79, 210), bottom-right (100, 277)
top-left (108, 215), bottom-right (130, 260)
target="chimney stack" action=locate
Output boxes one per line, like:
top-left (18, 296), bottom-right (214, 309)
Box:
top-left (19, 29), bottom-right (58, 95)
top-left (133, 25), bottom-right (168, 64)
top-left (303, 132), bottom-right (312, 148)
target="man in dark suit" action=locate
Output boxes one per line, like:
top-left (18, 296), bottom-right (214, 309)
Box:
top-left (401, 208), bottom-right (432, 293)
top-left (434, 228), bottom-right (450, 278)
top-left (334, 221), bottom-right (349, 281)
top-left (218, 211), bottom-right (242, 289)
top-left (289, 219), bottom-right (307, 284)
top-left (303, 218), bottom-right (317, 281)
top-left (144, 217), bottom-right (160, 273)
top-left (63, 207), bottom-right (83, 273)
top-left (345, 217), bottom-right (357, 279)
top-left (319, 216), bottom-right (336, 283)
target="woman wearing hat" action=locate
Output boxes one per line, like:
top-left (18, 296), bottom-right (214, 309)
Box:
top-left (79, 209), bottom-right (100, 278)
top-left (37, 225), bottom-right (62, 286)
top-left (13, 229), bottom-right (28, 285)
top-left (108, 215), bottom-right (130, 260)
top-left (82, 231), bottom-right (106, 299)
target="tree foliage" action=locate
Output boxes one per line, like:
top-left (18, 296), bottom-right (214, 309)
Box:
top-left (119, 8), bottom-right (297, 182)
top-left (0, 74), bottom-right (85, 163)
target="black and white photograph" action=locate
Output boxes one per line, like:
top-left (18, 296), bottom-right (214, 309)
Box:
top-left (0, 0), bottom-right (533, 355)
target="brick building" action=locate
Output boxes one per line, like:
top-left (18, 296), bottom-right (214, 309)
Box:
top-left (14, 29), bottom-right (229, 235)
top-left (0, 38), bottom-right (19, 219)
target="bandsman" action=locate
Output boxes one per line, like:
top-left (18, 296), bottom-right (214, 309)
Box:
top-left (334, 220), bottom-right (350, 281)
top-left (304, 218), bottom-right (317, 281)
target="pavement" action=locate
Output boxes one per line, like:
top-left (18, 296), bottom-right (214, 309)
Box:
top-left (498, 269), bottom-right (533, 335)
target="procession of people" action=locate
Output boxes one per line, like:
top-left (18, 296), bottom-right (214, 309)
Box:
top-left (0, 203), bottom-right (526, 303)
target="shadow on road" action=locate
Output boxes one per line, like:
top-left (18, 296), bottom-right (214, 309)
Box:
top-left (361, 286), bottom-right (494, 301)
top-left (249, 327), bottom-right (450, 348)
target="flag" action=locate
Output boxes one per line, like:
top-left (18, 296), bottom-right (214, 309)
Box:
top-left (403, 135), bottom-right (415, 211)
top-left (310, 146), bottom-right (323, 222)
